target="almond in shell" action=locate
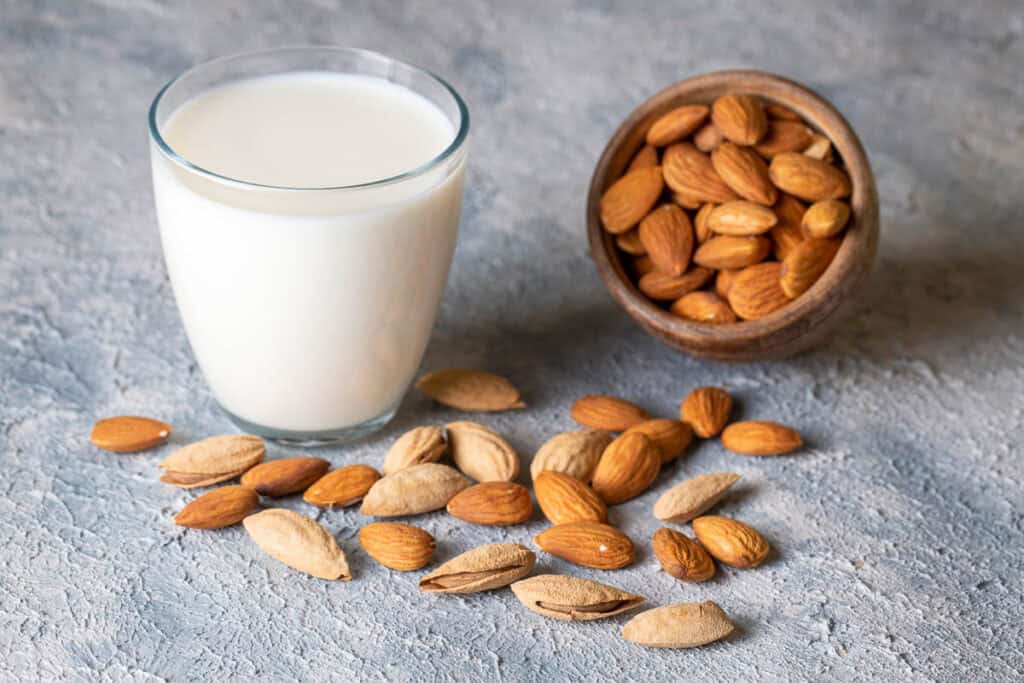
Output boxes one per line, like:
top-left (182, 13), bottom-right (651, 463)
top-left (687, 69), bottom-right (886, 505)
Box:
top-left (174, 485), bottom-right (259, 529)
top-left (652, 527), bottom-right (715, 582)
top-left (637, 204), bottom-right (694, 276)
top-left (711, 94), bottom-right (767, 145)
top-left (705, 200), bottom-right (778, 236)
top-left (240, 457), bottom-right (330, 498)
top-left (415, 369), bottom-right (524, 412)
top-left (780, 238), bottom-right (840, 298)
top-left (90, 416), bottom-right (171, 453)
top-left (670, 292), bottom-right (737, 324)
top-left (382, 426), bottom-right (446, 475)
top-left (159, 434), bottom-right (265, 489)
top-left (534, 470), bottom-right (608, 525)
top-left (727, 262), bottom-right (790, 320)
top-left (692, 515), bottom-right (770, 568)
top-left (693, 235), bottom-right (771, 270)
top-left (303, 464), bottom-right (381, 508)
top-left (419, 543), bottom-right (536, 593)
top-left (445, 421), bottom-right (520, 482)
top-left (662, 142), bottom-right (739, 204)
top-left (680, 386), bottom-right (733, 438)
top-left (590, 433), bottom-right (661, 504)
top-left (447, 482), bottom-right (533, 525)
top-left (243, 509), bottom-right (351, 580)
top-left (769, 152), bottom-right (851, 201)
top-left (360, 463), bottom-right (470, 517)
top-left (512, 574), bottom-right (644, 621)
top-left (530, 429), bottom-right (613, 483)
top-left (600, 166), bottom-right (665, 234)
top-left (570, 395), bottom-right (650, 432)
top-left (710, 142), bottom-right (777, 206)
top-left (653, 472), bottom-right (741, 523)
top-left (638, 267), bottom-right (714, 301)
top-left (721, 421), bottom-right (802, 456)
top-left (622, 419), bottom-right (693, 463)
top-left (622, 601), bottom-right (734, 648)
top-left (358, 522), bottom-right (435, 571)
top-left (534, 521), bottom-right (635, 569)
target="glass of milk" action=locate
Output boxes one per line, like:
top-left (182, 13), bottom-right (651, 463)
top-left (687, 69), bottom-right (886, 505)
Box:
top-left (148, 48), bottom-right (469, 444)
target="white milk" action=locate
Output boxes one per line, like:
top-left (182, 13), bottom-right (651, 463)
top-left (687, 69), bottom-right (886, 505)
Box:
top-left (151, 72), bottom-right (465, 434)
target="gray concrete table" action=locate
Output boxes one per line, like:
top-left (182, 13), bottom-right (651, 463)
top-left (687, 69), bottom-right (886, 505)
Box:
top-left (2, 1), bottom-right (1022, 680)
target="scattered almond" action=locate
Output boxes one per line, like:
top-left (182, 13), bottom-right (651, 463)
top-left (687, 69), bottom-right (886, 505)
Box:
top-left (90, 416), bottom-right (171, 453)
top-left (727, 262), bottom-right (790, 320)
top-left (721, 421), bottom-right (803, 456)
top-left (622, 601), bottom-right (734, 648)
top-left (622, 419), bottom-right (692, 463)
top-left (174, 485), bottom-right (259, 529)
top-left (692, 515), bottom-right (770, 568)
top-left (705, 200), bottom-right (778, 236)
top-left (420, 543), bottom-right (536, 593)
top-left (243, 509), bottom-right (351, 580)
top-left (159, 434), bottom-right (265, 489)
top-left (711, 143), bottom-right (777, 206)
top-left (535, 521), bottom-right (635, 569)
top-left (534, 470), bottom-right (608, 525)
top-left (445, 421), bottom-right (520, 482)
top-left (570, 395), bottom-right (650, 432)
top-left (303, 464), bottom-right (381, 508)
top-left (530, 429), bottom-right (613, 483)
top-left (711, 94), bottom-right (767, 145)
top-left (360, 463), bottom-right (470, 517)
top-left (681, 386), bottom-right (733, 438)
top-left (670, 292), bottom-right (737, 324)
top-left (358, 522), bottom-right (435, 571)
top-left (653, 527), bottom-right (715, 582)
top-left (512, 574), bottom-right (644, 621)
top-left (637, 204), bottom-right (694, 276)
top-left (447, 482), bottom-right (533, 525)
top-left (653, 472), bottom-right (741, 523)
top-left (382, 426), bottom-right (446, 475)
top-left (646, 104), bottom-right (709, 146)
top-left (600, 166), bottom-right (665, 234)
top-left (240, 456), bottom-right (330, 498)
top-left (415, 368), bottom-right (524, 412)
top-left (591, 432), bottom-right (661, 504)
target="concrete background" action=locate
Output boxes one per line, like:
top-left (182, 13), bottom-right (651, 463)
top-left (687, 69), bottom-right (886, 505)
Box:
top-left (2, 1), bottom-right (1023, 680)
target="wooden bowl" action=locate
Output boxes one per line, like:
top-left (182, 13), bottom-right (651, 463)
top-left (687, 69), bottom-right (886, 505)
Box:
top-left (586, 70), bottom-right (879, 361)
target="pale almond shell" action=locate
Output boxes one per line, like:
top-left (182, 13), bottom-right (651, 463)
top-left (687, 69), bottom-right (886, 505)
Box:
top-left (445, 421), bottom-right (520, 482)
top-left (512, 574), bottom-right (644, 621)
top-left (415, 369), bottom-right (524, 412)
top-left (360, 463), bottom-right (470, 517)
top-left (622, 601), bottom-right (734, 648)
top-left (382, 426), bottom-right (447, 475)
top-left (419, 543), bottom-right (536, 593)
top-left (653, 472), bottom-right (741, 523)
top-left (243, 509), bottom-right (351, 580)
top-left (530, 429), bottom-right (613, 483)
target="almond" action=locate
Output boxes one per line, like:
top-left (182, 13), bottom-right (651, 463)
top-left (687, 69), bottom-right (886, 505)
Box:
top-left (680, 386), bottom-right (733, 438)
top-left (693, 123), bottom-right (724, 152)
top-left (637, 204), bottom-right (694, 276)
top-left (653, 472), bottom-right (741, 523)
top-left (531, 429), bottom-right (613, 483)
top-left (534, 471), bottom-right (607, 525)
top-left (692, 515), bottom-right (770, 568)
top-left (711, 94), bottom-right (767, 145)
top-left (570, 395), bottom-right (650, 432)
top-left (652, 527), bottom-right (715, 582)
top-left (535, 521), bottom-right (635, 569)
top-left (447, 482), bottom-right (533, 525)
top-left (770, 193), bottom-right (807, 260)
top-left (710, 142), bottom-right (777, 205)
top-left (721, 420), bottom-right (802, 456)
top-left (615, 229), bottom-right (646, 255)
top-left (240, 457), bottom-right (330, 498)
top-left (243, 509), bottom-right (351, 580)
top-left (415, 369), bottom-right (524, 412)
top-left (646, 104), bottom-right (709, 146)
top-left (382, 426), bottom-right (446, 475)
top-left (802, 199), bottom-right (850, 239)
top-left (622, 419), bottom-right (693, 463)
top-left (419, 543), bottom-right (536, 593)
top-left (753, 120), bottom-right (814, 157)
top-left (445, 421), bottom-right (520, 482)
top-left (512, 574), bottom-right (644, 621)
top-left (622, 601), bottom-right (734, 648)
top-left (693, 235), bottom-right (771, 270)
top-left (626, 144), bottom-right (659, 172)
top-left (727, 262), bottom-right (790, 320)
top-left (766, 103), bottom-right (801, 121)
top-left (769, 152), bottom-right (851, 201)
top-left (90, 416), bottom-right (171, 453)
top-left (174, 485), bottom-right (259, 529)
top-left (159, 434), bottom-right (265, 489)
top-left (670, 189), bottom-right (704, 209)
top-left (600, 166), bottom-right (665, 234)
top-left (590, 432), bottom-right (661, 504)
top-left (638, 267), bottom-right (714, 301)
top-left (360, 463), bottom-right (471, 517)
top-left (632, 254), bottom-right (656, 276)
top-left (706, 200), bottom-right (777, 236)
top-left (303, 464), bottom-right (381, 508)
top-left (669, 292), bottom-right (737, 324)
top-left (358, 522), bottom-right (435, 571)
top-left (714, 269), bottom-right (738, 299)
top-left (780, 238), bottom-right (840, 298)
top-left (803, 133), bottom-right (833, 161)
top-left (662, 143), bottom-right (739, 204)
top-left (693, 203), bottom-right (715, 243)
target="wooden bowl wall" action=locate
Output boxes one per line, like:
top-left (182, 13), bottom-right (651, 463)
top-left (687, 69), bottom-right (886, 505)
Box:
top-left (586, 70), bottom-right (879, 361)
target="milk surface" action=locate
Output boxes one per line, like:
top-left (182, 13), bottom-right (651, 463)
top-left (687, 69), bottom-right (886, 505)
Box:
top-left (152, 72), bottom-right (465, 433)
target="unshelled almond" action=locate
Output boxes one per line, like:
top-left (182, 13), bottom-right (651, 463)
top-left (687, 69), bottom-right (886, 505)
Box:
top-left (769, 152), bottom-right (851, 201)
top-left (590, 432), bottom-right (661, 504)
top-left (570, 395), bottom-right (650, 432)
top-left (681, 386), bottom-right (733, 438)
top-left (159, 434), bottom-right (265, 489)
top-left (512, 574), bottom-right (644, 621)
top-left (240, 456), bottom-right (330, 498)
top-left (534, 470), bottom-right (607, 525)
top-left (662, 142), bottom-right (739, 204)
top-left (243, 509), bottom-right (351, 580)
top-left (415, 368), bottom-right (524, 412)
top-left (802, 199), bottom-right (850, 239)
top-left (652, 527), bottom-right (715, 582)
top-left (622, 601), bottom-right (735, 648)
top-left (693, 235), bottom-right (771, 270)
top-left (706, 200), bottom-right (778, 236)
top-left (638, 267), bottom-right (714, 301)
top-left (303, 464), bottom-right (381, 508)
top-left (721, 420), bottom-right (802, 455)
top-left (420, 543), bottom-right (536, 593)
top-left (90, 416), bottom-right (171, 453)
top-left (535, 521), bottom-right (635, 569)
top-left (382, 426), bottom-right (446, 475)
top-left (622, 419), bottom-right (692, 463)
top-left (653, 472), bottom-right (741, 523)
top-left (711, 94), bottom-right (767, 145)
top-left (627, 144), bottom-right (659, 172)
top-left (780, 238), bottom-right (840, 298)
top-left (447, 482), bottom-right (533, 525)
top-left (531, 429), bottom-right (613, 483)
top-left (711, 142), bottom-right (777, 206)
top-left (174, 485), bottom-right (259, 529)
top-left (358, 522), bottom-right (435, 571)
top-left (754, 120), bottom-right (813, 157)
top-left (692, 515), bottom-right (770, 568)
top-left (637, 204), bottom-right (694, 276)
top-left (445, 421), bottom-right (520, 482)
top-left (670, 292), bottom-right (737, 324)
top-left (646, 104), bottom-right (709, 147)
top-left (360, 463), bottom-right (470, 517)
top-left (727, 262), bottom-right (790, 320)
top-left (600, 166), bottom-right (665, 234)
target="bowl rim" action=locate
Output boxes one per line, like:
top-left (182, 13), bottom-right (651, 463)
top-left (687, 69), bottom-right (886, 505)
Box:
top-left (586, 69), bottom-right (879, 358)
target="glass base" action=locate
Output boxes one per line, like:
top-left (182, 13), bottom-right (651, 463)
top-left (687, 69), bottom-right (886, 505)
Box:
top-left (220, 405), bottom-right (398, 447)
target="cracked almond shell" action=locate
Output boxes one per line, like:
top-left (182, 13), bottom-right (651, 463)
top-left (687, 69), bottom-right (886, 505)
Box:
top-left (511, 574), bottom-right (644, 621)
top-left (419, 543), bottom-right (535, 594)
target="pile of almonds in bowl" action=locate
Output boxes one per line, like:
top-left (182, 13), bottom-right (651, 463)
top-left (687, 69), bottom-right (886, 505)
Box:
top-left (90, 368), bottom-right (805, 649)
top-left (599, 92), bottom-right (854, 323)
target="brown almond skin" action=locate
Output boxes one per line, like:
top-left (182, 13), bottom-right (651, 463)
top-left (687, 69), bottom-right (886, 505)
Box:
top-left (615, 229), bottom-right (646, 255)
top-left (754, 120), bottom-right (814, 158)
top-left (670, 292), bottom-right (737, 324)
top-left (600, 166), bottom-right (665, 234)
top-left (802, 199), bottom-right (851, 239)
top-left (638, 204), bottom-right (694, 276)
top-left (771, 193), bottom-right (807, 261)
top-left (768, 152), bottom-right (851, 201)
top-left (653, 528), bottom-right (715, 582)
top-left (570, 395), bottom-right (650, 431)
top-left (681, 387), bottom-right (733, 438)
top-left (693, 235), bottom-right (771, 270)
top-left (591, 433), bottom-right (661, 505)
top-left (447, 482), bottom-right (533, 525)
top-left (711, 94), bottom-right (768, 145)
top-left (727, 262), bottom-right (790, 320)
top-left (240, 457), bottom-right (330, 498)
top-left (303, 464), bottom-right (381, 508)
top-left (358, 522), bottom-right (435, 571)
top-left (534, 471), bottom-right (608, 525)
top-left (692, 515), bottom-right (770, 568)
top-left (721, 421), bottom-right (803, 456)
top-left (662, 142), bottom-right (739, 204)
top-left (622, 419), bottom-right (693, 464)
top-left (174, 485), bottom-right (259, 529)
top-left (420, 543), bottom-right (536, 593)
top-left (710, 143), bottom-right (777, 206)
top-left (534, 521), bottom-right (635, 569)
top-left (638, 267), bottom-right (714, 302)
top-left (627, 145), bottom-right (659, 172)
top-left (705, 200), bottom-right (778, 236)
top-left (646, 104), bottom-right (709, 146)
top-left (780, 238), bottom-right (841, 299)
top-left (91, 416), bottom-right (172, 453)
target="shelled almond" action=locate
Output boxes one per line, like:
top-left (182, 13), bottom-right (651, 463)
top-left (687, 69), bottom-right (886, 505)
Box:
top-left (600, 93), bottom-right (853, 322)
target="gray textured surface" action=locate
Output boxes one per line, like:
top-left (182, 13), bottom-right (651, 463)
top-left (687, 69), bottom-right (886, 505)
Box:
top-left (2, 1), bottom-right (1023, 680)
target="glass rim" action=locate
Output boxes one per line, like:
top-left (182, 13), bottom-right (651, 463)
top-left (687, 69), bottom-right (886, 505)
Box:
top-left (147, 46), bottom-right (470, 192)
